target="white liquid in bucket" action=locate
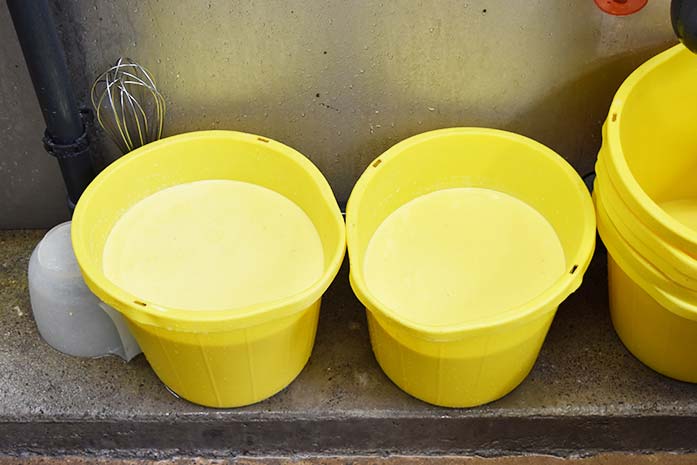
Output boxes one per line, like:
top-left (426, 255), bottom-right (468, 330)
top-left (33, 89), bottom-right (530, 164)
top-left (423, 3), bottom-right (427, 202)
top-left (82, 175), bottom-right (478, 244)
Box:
top-left (364, 188), bottom-right (566, 326)
top-left (103, 180), bottom-right (324, 311)
top-left (660, 198), bottom-right (697, 233)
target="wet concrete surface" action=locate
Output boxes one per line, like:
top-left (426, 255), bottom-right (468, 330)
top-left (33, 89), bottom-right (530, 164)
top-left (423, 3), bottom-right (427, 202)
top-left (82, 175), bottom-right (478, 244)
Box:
top-left (1, 230), bottom-right (697, 456)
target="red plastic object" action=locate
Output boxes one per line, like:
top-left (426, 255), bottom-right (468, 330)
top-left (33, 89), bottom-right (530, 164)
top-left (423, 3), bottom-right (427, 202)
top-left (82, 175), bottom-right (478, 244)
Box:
top-left (594, 0), bottom-right (649, 15)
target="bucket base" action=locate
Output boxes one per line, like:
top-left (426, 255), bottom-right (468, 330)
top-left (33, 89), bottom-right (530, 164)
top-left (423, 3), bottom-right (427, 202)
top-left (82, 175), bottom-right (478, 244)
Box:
top-left (366, 310), bottom-right (553, 408)
top-left (608, 256), bottom-right (697, 383)
top-left (130, 300), bottom-right (321, 408)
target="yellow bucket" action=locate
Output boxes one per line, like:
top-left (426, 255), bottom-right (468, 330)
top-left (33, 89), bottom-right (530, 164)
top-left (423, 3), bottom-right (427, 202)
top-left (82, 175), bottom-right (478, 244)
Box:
top-left (72, 130), bottom-right (345, 407)
top-left (346, 128), bottom-right (596, 407)
top-left (594, 44), bottom-right (697, 381)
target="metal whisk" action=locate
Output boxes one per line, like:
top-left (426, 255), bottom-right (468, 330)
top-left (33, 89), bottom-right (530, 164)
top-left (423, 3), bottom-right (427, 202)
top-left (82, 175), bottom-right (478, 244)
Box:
top-left (90, 57), bottom-right (165, 154)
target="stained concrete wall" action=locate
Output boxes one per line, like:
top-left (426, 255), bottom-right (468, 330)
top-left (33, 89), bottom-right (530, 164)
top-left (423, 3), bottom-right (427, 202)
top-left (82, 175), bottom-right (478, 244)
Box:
top-left (0, 0), bottom-right (676, 228)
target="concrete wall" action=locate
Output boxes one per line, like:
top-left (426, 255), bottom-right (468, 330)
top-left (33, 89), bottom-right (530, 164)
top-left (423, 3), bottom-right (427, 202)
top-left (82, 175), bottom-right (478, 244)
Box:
top-left (0, 0), bottom-right (676, 228)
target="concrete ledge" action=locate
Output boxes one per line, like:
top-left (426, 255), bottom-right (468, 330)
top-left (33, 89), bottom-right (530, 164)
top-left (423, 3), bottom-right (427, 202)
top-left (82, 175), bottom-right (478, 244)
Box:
top-left (2, 230), bottom-right (697, 456)
top-left (3, 454), bottom-right (697, 465)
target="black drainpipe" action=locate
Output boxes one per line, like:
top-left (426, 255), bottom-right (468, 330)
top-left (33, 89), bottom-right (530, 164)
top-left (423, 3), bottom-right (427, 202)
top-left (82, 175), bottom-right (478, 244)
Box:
top-left (7, 0), bottom-right (95, 212)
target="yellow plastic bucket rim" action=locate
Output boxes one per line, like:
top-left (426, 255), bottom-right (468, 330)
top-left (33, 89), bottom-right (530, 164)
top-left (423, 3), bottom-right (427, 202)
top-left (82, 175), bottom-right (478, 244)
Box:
top-left (346, 127), bottom-right (596, 339)
top-left (72, 130), bottom-right (346, 331)
top-left (602, 43), bottom-right (697, 251)
top-left (595, 159), bottom-right (697, 288)
top-left (594, 186), bottom-right (697, 321)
